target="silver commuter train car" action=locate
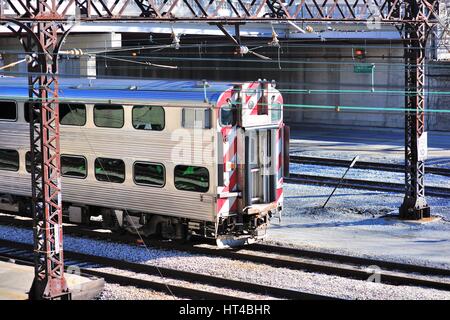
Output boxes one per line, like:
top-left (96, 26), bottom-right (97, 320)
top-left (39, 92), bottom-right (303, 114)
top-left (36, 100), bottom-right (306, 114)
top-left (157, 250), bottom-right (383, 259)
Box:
top-left (0, 77), bottom-right (286, 246)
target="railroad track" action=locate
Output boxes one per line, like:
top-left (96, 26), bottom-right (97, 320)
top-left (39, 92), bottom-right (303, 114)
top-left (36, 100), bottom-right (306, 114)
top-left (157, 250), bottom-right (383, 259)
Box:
top-left (0, 250), bottom-right (235, 300)
top-left (250, 243), bottom-right (450, 278)
top-left (1, 214), bottom-right (449, 294)
top-left (285, 173), bottom-right (450, 198)
top-left (290, 155), bottom-right (450, 177)
top-left (179, 245), bottom-right (450, 292)
top-left (0, 238), bottom-right (331, 300)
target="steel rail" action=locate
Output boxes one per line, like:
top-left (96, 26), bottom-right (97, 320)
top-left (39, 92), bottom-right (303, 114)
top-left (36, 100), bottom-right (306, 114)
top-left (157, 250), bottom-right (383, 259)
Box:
top-left (249, 243), bottom-right (450, 278)
top-left (285, 173), bottom-right (450, 198)
top-left (3, 214), bottom-right (448, 279)
top-left (0, 238), bottom-right (332, 300)
top-left (290, 155), bottom-right (450, 177)
top-left (1, 215), bottom-right (449, 292)
top-left (0, 249), bottom-right (238, 300)
top-left (184, 249), bottom-right (450, 292)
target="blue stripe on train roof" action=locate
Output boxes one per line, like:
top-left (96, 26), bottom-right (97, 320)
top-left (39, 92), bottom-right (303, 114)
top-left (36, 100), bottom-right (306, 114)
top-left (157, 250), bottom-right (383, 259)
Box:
top-left (0, 76), bottom-right (237, 104)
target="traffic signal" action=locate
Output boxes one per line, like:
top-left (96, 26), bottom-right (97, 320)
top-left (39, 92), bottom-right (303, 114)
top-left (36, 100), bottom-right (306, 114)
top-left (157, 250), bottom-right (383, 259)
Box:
top-left (353, 48), bottom-right (366, 60)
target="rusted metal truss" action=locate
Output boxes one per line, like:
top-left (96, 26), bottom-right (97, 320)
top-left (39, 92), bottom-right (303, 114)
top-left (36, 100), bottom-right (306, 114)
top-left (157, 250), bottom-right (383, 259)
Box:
top-left (27, 20), bottom-right (71, 300)
top-left (1, 1), bottom-right (71, 300)
top-left (399, 0), bottom-right (434, 219)
top-left (0, 0), bottom-right (442, 300)
top-left (0, 0), bottom-right (441, 23)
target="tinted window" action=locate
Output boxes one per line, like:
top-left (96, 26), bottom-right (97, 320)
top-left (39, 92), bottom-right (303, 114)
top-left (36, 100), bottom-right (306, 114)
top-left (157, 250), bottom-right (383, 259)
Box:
top-left (61, 155), bottom-right (87, 178)
top-left (26, 153), bottom-right (87, 178)
top-left (132, 106), bottom-right (164, 131)
top-left (258, 101), bottom-right (268, 115)
top-left (0, 149), bottom-right (19, 171)
top-left (271, 100), bottom-right (282, 122)
top-left (134, 162), bottom-right (165, 187)
top-left (26, 102), bottom-right (86, 125)
top-left (174, 165), bottom-right (209, 192)
top-left (25, 151), bottom-right (31, 173)
top-left (95, 157), bottom-right (125, 183)
top-left (220, 105), bottom-right (236, 126)
top-left (94, 104), bottom-right (124, 128)
top-left (60, 103), bottom-right (86, 126)
top-left (182, 108), bottom-right (211, 129)
top-left (0, 101), bottom-right (17, 121)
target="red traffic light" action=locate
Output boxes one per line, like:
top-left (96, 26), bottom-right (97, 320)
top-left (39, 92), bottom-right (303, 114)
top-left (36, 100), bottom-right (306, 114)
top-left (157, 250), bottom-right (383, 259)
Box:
top-left (354, 48), bottom-right (366, 59)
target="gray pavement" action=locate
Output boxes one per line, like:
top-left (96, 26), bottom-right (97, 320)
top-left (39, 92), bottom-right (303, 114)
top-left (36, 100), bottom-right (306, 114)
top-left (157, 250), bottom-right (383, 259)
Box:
top-left (289, 124), bottom-right (450, 167)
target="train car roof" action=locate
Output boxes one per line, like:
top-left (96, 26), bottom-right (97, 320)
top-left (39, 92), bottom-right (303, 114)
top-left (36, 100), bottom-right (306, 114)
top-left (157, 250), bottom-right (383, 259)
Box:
top-left (0, 76), bottom-right (237, 106)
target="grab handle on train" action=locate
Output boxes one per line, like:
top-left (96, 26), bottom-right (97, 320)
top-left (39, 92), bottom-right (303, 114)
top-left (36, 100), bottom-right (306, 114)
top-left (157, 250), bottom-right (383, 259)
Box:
top-left (283, 125), bottom-right (290, 178)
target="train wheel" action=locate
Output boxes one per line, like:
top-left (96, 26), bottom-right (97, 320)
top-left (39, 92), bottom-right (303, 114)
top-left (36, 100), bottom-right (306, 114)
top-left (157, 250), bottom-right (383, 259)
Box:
top-left (216, 236), bottom-right (254, 248)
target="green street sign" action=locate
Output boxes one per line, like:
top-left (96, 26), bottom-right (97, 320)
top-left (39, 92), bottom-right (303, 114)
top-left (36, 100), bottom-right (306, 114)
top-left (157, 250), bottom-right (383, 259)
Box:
top-left (353, 63), bottom-right (374, 73)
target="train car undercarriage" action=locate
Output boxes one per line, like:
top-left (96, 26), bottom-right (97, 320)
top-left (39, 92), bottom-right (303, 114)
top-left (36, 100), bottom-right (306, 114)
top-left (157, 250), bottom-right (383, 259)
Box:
top-left (0, 193), bottom-right (277, 247)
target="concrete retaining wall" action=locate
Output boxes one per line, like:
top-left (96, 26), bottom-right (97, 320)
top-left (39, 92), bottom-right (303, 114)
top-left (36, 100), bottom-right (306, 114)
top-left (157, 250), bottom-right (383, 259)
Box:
top-left (1, 33), bottom-right (448, 132)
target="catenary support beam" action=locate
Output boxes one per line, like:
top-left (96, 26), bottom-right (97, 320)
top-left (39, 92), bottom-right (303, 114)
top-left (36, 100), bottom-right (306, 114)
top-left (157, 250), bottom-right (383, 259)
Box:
top-left (400, 0), bottom-right (436, 219)
top-left (0, 0), bottom-right (439, 22)
top-left (1, 1), bottom-right (72, 299)
top-left (27, 18), bottom-right (71, 299)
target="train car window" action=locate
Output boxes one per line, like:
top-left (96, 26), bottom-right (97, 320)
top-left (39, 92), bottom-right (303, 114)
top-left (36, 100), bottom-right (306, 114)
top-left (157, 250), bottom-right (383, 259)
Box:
top-left (60, 103), bottom-right (86, 126)
top-left (25, 151), bottom-right (31, 173)
top-left (24, 103), bottom-right (30, 122)
top-left (61, 155), bottom-right (87, 179)
top-left (133, 162), bottom-right (165, 187)
top-left (94, 104), bottom-right (124, 128)
top-left (271, 100), bottom-right (282, 122)
top-left (182, 108), bottom-right (211, 129)
top-left (220, 105), bottom-right (236, 126)
top-left (258, 100), bottom-right (269, 115)
top-left (0, 149), bottom-right (19, 172)
top-left (95, 157), bottom-right (125, 183)
top-left (174, 165), bottom-right (209, 193)
top-left (132, 106), bottom-right (165, 131)
top-left (0, 101), bottom-right (17, 121)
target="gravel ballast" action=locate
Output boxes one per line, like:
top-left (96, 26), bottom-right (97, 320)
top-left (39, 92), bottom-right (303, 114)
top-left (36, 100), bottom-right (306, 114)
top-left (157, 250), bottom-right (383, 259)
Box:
top-left (0, 224), bottom-right (449, 300)
top-left (97, 283), bottom-right (175, 300)
top-left (266, 182), bottom-right (450, 269)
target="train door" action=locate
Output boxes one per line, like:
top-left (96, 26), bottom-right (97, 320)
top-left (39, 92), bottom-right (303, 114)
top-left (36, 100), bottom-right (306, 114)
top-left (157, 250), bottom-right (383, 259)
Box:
top-left (243, 128), bottom-right (277, 208)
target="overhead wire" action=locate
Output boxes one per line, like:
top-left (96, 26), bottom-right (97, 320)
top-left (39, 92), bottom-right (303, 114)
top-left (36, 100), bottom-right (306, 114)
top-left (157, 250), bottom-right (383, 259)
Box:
top-left (1, 31), bottom-right (449, 56)
top-left (0, 74), bottom-right (433, 97)
top-left (95, 54), bottom-right (178, 69)
top-left (0, 17), bottom-right (448, 115)
top-left (0, 41), bottom-right (447, 55)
